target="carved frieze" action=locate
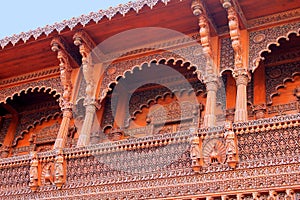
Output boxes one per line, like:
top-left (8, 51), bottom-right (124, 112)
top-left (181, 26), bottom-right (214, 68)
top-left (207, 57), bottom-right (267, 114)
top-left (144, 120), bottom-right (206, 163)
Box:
top-left (249, 21), bottom-right (300, 72)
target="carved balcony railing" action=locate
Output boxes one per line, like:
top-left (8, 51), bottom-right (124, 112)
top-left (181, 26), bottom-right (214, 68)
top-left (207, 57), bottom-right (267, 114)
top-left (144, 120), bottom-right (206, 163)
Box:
top-left (0, 113), bottom-right (299, 199)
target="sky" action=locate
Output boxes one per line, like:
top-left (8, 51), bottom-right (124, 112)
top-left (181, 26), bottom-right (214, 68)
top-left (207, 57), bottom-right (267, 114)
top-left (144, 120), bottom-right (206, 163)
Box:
top-left (0, 0), bottom-right (130, 39)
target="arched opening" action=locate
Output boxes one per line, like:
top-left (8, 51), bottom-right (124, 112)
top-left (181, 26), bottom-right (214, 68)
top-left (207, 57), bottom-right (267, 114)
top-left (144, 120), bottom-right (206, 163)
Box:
top-left (254, 33), bottom-right (300, 118)
top-left (96, 59), bottom-right (206, 143)
top-left (0, 88), bottom-right (63, 157)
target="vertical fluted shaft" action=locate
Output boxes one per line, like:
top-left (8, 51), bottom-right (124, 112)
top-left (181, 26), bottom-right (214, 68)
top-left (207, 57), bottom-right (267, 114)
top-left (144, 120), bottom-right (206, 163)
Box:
top-left (54, 109), bottom-right (72, 149)
top-left (234, 72), bottom-right (249, 122)
top-left (203, 80), bottom-right (218, 127)
top-left (77, 104), bottom-right (96, 147)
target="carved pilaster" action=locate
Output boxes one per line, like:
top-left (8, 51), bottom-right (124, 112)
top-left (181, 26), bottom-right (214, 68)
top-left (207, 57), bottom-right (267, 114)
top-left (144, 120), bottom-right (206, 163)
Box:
top-left (190, 133), bottom-right (203, 172)
top-left (73, 31), bottom-right (99, 147)
top-left (224, 121), bottom-right (238, 168)
top-left (29, 152), bottom-right (39, 192)
top-left (51, 37), bottom-right (74, 149)
top-left (54, 149), bottom-right (65, 189)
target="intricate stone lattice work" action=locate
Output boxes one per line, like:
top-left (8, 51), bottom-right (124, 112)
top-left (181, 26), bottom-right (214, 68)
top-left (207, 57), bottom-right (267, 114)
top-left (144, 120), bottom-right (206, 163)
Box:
top-left (220, 37), bottom-right (235, 73)
top-left (101, 96), bottom-right (117, 129)
top-left (0, 165), bottom-right (30, 196)
top-left (265, 61), bottom-right (300, 104)
top-left (238, 127), bottom-right (300, 164)
top-left (249, 21), bottom-right (300, 72)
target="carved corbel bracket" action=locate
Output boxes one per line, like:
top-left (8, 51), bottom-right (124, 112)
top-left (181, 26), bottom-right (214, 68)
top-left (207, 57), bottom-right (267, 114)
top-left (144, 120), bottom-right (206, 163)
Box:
top-left (73, 31), bottom-right (99, 101)
top-left (54, 149), bottom-right (65, 189)
top-left (224, 121), bottom-right (238, 168)
top-left (51, 37), bottom-right (74, 110)
top-left (190, 132), bottom-right (204, 172)
top-left (221, 0), bottom-right (244, 69)
top-left (29, 151), bottom-right (39, 192)
top-left (191, 0), bottom-right (215, 72)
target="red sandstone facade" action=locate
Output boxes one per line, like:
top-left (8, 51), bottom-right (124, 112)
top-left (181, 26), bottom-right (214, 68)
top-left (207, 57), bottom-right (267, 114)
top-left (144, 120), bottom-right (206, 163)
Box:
top-left (0, 0), bottom-right (300, 199)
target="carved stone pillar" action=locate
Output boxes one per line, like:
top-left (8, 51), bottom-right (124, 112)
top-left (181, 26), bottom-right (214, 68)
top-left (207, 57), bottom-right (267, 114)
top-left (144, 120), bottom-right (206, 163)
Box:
top-left (191, 0), bottom-right (218, 127)
top-left (29, 152), bottom-right (39, 192)
top-left (77, 103), bottom-right (97, 146)
top-left (73, 31), bottom-right (98, 147)
top-left (233, 69), bottom-right (249, 122)
top-left (51, 38), bottom-right (74, 149)
top-left (54, 109), bottom-right (72, 149)
top-left (221, 1), bottom-right (250, 122)
top-left (203, 77), bottom-right (218, 127)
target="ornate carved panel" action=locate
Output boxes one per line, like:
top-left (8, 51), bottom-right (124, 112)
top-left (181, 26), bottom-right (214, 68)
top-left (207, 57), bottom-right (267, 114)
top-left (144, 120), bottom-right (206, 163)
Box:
top-left (35, 123), bottom-right (61, 145)
top-left (249, 22), bottom-right (300, 72)
top-left (0, 76), bottom-right (62, 104)
top-left (220, 37), bottom-right (235, 73)
top-left (13, 107), bottom-right (61, 146)
top-left (265, 61), bottom-right (300, 104)
top-left (238, 127), bottom-right (300, 164)
top-left (100, 44), bottom-right (206, 101)
top-left (0, 118), bottom-right (11, 145)
top-left (101, 96), bottom-right (118, 129)
top-left (0, 165), bottom-right (30, 196)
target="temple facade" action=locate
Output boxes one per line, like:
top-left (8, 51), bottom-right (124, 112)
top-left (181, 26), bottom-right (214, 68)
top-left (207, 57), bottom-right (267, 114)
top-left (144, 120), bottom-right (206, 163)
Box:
top-left (0, 0), bottom-right (300, 199)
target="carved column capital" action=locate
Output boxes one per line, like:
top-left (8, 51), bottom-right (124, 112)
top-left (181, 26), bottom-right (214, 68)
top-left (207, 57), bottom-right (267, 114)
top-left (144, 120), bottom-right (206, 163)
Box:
top-left (233, 68), bottom-right (250, 86)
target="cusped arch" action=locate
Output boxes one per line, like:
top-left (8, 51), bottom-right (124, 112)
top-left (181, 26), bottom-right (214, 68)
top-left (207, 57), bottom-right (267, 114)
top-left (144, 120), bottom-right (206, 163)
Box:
top-left (12, 112), bottom-right (62, 147)
top-left (251, 27), bottom-right (300, 72)
top-left (1, 86), bottom-right (61, 104)
top-left (98, 57), bottom-right (199, 103)
top-left (268, 72), bottom-right (300, 105)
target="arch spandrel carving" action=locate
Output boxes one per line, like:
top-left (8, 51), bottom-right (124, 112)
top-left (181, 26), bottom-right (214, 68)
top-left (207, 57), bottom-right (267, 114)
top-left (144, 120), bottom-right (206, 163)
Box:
top-left (0, 77), bottom-right (62, 104)
top-left (249, 21), bottom-right (300, 72)
top-left (98, 45), bottom-right (207, 103)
